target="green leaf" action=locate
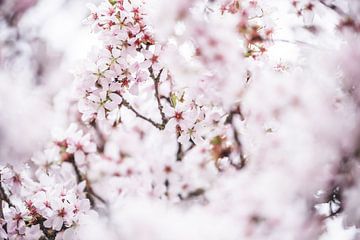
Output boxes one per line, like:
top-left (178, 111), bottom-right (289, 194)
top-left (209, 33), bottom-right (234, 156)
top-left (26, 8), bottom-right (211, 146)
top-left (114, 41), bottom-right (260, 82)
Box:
top-left (210, 136), bottom-right (222, 145)
top-left (170, 92), bottom-right (177, 108)
top-left (108, 0), bottom-right (117, 5)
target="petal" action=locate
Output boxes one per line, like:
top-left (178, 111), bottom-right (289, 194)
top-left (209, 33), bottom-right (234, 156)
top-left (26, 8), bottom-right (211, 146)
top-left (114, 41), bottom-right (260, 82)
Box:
top-left (163, 104), bottom-right (174, 116)
top-left (104, 101), bottom-right (118, 111)
top-left (178, 133), bottom-right (190, 145)
top-left (43, 219), bottom-right (52, 229)
top-left (165, 118), bottom-right (177, 130)
top-left (112, 48), bottom-right (122, 58)
top-left (87, 94), bottom-right (101, 103)
top-left (97, 107), bottom-right (106, 121)
top-left (108, 93), bottom-right (122, 104)
top-left (99, 90), bottom-right (108, 100)
top-left (80, 199), bottom-right (91, 211)
top-left (129, 84), bottom-right (139, 95)
top-left (191, 133), bottom-right (204, 145)
top-left (63, 228), bottom-right (75, 240)
top-left (53, 217), bottom-right (63, 231)
top-left (109, 82), bottom-right (122, 91)
top-left (140, 60), bottom-right (152, 69)
top-left (78, 100), bottom-right (91, 113)
top-left (74, 151), bottom-right (85, 164)
top-left (142, 49), bottom-right (152, 59)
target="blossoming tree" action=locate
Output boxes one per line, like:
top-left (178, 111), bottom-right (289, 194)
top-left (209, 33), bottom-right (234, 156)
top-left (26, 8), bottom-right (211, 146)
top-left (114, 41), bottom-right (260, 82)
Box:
top-left (1, 0), bottom-right (360, 239)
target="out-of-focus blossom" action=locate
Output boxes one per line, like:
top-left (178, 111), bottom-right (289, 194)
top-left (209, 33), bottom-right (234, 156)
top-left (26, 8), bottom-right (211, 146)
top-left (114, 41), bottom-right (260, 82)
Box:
top-left (1, 0), bottom-right (360, 239)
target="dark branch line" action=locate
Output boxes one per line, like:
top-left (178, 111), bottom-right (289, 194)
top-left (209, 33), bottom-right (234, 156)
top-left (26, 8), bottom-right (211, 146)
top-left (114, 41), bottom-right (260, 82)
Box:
top-left (119, 93), bottom-right (166, 130)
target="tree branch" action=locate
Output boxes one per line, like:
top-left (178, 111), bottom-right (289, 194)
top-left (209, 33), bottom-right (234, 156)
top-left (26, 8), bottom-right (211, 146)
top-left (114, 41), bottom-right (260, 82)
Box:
top-left (0, 174), bottom-right (15, 238)
top-left (318, 0), bottom-right (346, 17)
top-left (176, 137), bottom-right (195, 162)
top-left (0, 175), bottom-right (14, 209)
top-left (38, 218), bottom-right (57, 240)
top-left (176, 141), bottom-right (183, 162)
top-left (226, 106), bottom-right (246, 169)
top-left (69, 157), bottom-right (106, 207)
top-left (119, 94), bottom-right (165, 130)
top-left (149, 67), bottom-right (168, 126)
top-left (90, 121), bottom-right (106, 153)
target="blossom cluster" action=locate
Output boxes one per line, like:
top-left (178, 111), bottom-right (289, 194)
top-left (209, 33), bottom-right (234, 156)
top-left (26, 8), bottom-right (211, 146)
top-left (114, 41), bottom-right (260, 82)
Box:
top-left (0, 124), bottom-right (97, 239)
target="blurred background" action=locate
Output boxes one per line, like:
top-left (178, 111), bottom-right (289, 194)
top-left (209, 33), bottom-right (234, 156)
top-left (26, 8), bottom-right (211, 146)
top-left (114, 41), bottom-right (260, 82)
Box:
top-left (0, 0), bottom-right (99, 166)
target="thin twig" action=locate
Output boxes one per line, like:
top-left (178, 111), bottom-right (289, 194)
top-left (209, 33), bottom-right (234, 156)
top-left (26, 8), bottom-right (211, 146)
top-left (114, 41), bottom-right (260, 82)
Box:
top-left (0, 175), bottom-right (14, 208)
top-left (326, 186), bottom-right (342, 218)
top-left (69, 158), bottom-right (106, 206)
top-left (0, 174), bottom-right (14, 238)
top-left (176, 139), bottom-right (195, 162)
top-left (0, 199), bottom-right (3, 220)
top-left (119, 94), bottom-right (165, 130)
top-left (149, 67), bottom-right (168, 126)
top-left (271, 39), bottom-right (318, 48)
top-left (87, 186), bottom-right (106, 205)
top-left (38, 218), bottom-right (57, 240)
top-left (176, 141), bottom-right (183, 161)
top-left (90, 121), bottom-right (106, 153)
top-left (231, 123), bottom-right (246, 169)
top-left (226, 106), bottom-right (246, 169)
top-left (160, 95), bottom-right (170, 103)
top-left (318, 0), bottom-right (346, 16)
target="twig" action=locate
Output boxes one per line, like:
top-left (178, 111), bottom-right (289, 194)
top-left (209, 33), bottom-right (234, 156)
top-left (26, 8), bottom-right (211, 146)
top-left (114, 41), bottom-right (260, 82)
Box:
top-left (160, 95), bottom-right (170, 103)
top-left (87, 184), bottom-right (106, 205)
top-left (38, 218), bottom-right (57, 240)
top-left (320, 146), bottom-right (360, 218)
top-left (226, 105), bottom-right (244, 122)
top-left (326, 186), bottom-right (342, 218)
top-left (90, 121), bottom-right (106, 153)
top-left (318, 0), bottom-right (346, 17)
top-left (230, 123), bottom-right (246, 169)
top-left (0, 175), bottom-right (14, 208)
top-left (0, 199), bottom-right (3, 220)
top-left (69, 158), bottom-right (106, 207)
top-left (0, 198), bottom-right (5, 238)
top-left (226, 106), bottom-right (246, 169)
top-left (271, 39), bottom-right (318, 48)
top-left (176, 139), bottom-right (195, 162)
top-left (119, 94), bottom-right (165, 130)
top-left (0, 174), bottom-right (15, 238)
top-left (149, 67), bottom-right (168, 126)
top-left (176, 141), bottom-right (183, 161)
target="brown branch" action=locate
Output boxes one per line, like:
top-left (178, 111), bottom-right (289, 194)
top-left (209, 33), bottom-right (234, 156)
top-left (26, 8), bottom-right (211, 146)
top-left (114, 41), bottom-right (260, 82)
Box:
top-left (271, 39), bottom-right (318, 48)
top-left (70, 158), bottom-right (82, 183)
top-left (0, 174), bottom-right (15, 238)
top-left (90, 121), bottom-right (106, 153)
top-left (0, 175), bottom-right (14, 208)
top-left (119, 94), bottom-right (165, 130)
top-left (318, 0), bottom-right (360, 32)
top-left (69, 158), bottom-right (106, 207)
top-left (149, 67), bottom-right (168, 126)
top-left (176, 137), bottom-right (195, 162)
top-left (160, 95), bottom-right (170, 103)
top-left (0, 199), bottom-right (3, 220)
top-left (318, 0), bottom-right (346, 16)
top-left (226, 105), bottom-right (244, 123)
top-left (318, 146), bottom-right (360, 218)
top-left (226, 106), bottom-right (246, 169)
top-left (326, 186), bottom-right (342, 218)
top-left (176, 141), bottom-right (183, 162)
top-left (230, 123), bottom-right (246, 170)
top-left (0, 199), bottom-right (5, 238)
top-left (38, 218), bottom-right (57, 240)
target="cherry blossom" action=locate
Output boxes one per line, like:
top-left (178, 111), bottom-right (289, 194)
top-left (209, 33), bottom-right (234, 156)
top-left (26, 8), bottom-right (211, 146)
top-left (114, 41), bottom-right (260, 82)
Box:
top-left (1, 0), bottom-right (360, 239)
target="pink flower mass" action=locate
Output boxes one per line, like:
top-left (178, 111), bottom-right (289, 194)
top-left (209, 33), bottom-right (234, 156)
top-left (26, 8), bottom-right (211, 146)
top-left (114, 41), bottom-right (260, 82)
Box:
top-left (1, 0), bottom-right (360, 239)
